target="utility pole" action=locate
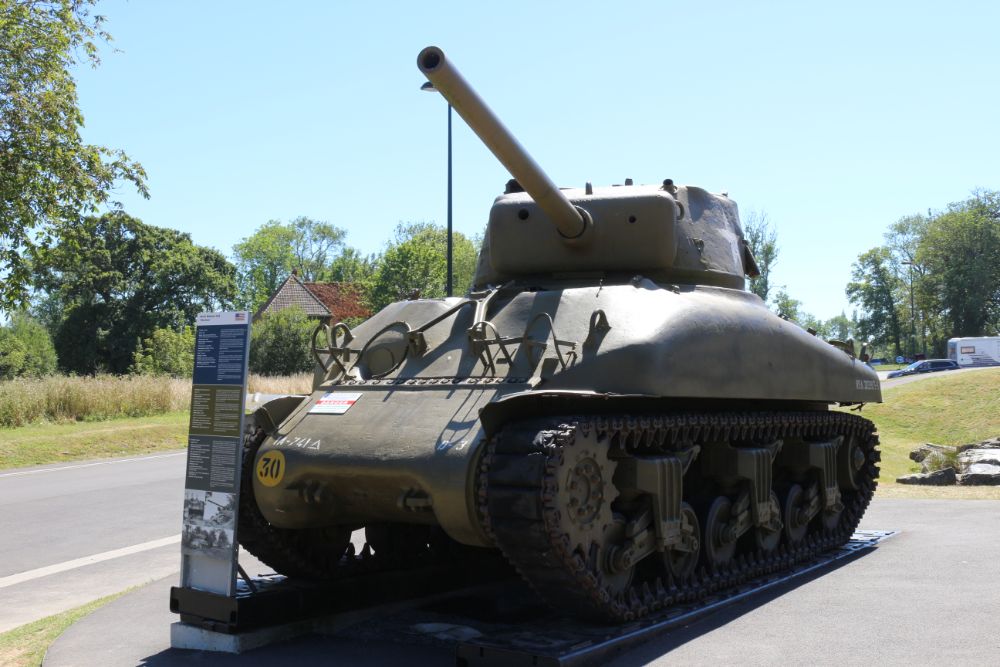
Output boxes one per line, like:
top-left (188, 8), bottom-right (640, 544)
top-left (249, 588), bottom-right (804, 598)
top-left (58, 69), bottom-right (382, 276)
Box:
top-left (421, 82), bottom-right (453, 297)
top-left (902, 260), bottom-right (916, 358)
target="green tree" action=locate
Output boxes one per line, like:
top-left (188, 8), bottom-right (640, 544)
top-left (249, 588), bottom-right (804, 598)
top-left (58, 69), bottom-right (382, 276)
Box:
top-left (824, 312), bottom-right (855, 342)
top-left (770, 288), bottom-right (802, 322)
top-left (368, 222), bottom-right (479, 312)
top-left (133, 326), bottom-right (195, 377)
top-left (8, 312), bottom-right (57, 376)
top-left (916, 191), bottom-right (1000, 345)
top-left (233, 221), bottom-right (296, 312)
top-left (233, 217), bottom-right (346, 312)
top-left (884, 214), bottom-right (929, 267)
top-left (743, 210), bottom-right (779, 302)
top-left (33, 212), bottom-right (235, 374)
top-left (0, 328), bottom-right (26, 379)
top-left (0, 0), bottom-right (147, 310)
top-left (28, 291), bottom-right (66, 340)
top-left (289, 217), bottom-right (345, 281)
top-left (0, 312), bottom-right (57, 379)
top-left (249, 308), bottom-right (315, 376)
top-left (846, 247), bottom-right (903, 357)
top-left (884, 214), bottom-right (930, 356)
top-left (327, 246), bottom-right (378, 307)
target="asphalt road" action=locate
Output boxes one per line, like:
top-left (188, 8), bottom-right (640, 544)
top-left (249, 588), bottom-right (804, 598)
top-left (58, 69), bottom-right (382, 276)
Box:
top-left (0, 452), bottom-right (188, 633)
top-left (42, 497), bottom-right (1000, 666)
top-left (4, 447), bottom-right (999, 664)
top-left (0, 450), bottom-right (363, 635)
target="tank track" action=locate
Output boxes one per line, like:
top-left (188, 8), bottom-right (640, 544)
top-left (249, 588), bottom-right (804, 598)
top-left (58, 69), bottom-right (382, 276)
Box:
top-left (478, 410), bottom-right (879, 622)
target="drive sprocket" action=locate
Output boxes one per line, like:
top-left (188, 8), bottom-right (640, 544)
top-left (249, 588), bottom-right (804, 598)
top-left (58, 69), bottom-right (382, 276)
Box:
top-left (552, 425), bottom-right (619, 559)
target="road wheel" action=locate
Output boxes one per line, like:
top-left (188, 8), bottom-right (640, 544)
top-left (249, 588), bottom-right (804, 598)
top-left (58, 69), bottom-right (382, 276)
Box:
top-left (701, 496), bottom-right (737, 568)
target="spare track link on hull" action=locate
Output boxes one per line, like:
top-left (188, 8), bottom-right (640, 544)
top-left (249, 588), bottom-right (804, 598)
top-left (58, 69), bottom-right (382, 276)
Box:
top-left (478, 410), bottom-right (880, 622)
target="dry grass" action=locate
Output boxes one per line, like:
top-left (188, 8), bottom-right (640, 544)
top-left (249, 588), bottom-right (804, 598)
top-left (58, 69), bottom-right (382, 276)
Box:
top-left (0, 375), bottom-right (189, 428)
top-left (0, 373), bottom-right (312, 468)
top-left (0, 374), bottom-right (313, 429)
top-left (247, 372), bottom-right (313, 394)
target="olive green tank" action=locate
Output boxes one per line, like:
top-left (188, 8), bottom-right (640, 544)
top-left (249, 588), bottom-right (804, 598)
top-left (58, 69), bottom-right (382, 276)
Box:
top-left (237, 46), bottom-right (881, 621)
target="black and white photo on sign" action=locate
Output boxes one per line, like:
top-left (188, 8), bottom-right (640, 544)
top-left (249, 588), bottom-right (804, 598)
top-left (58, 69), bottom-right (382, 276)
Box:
top-left (182, 489), bottom-right (237, 558)
top-left (181, 523), bottom-right (235, 559)
top-left (183, 489), bottom-right (237, 528)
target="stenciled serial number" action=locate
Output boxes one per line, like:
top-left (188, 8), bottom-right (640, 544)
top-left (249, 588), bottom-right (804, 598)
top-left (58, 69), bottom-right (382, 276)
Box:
top-left (272, 436), bottom-right (322, 450)
top-left (855, 379), bottom-right (879, 391)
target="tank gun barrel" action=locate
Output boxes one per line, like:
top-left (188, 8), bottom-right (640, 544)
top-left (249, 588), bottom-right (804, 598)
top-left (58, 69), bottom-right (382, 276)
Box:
top-left (417, 46), bottom-right (587, 239)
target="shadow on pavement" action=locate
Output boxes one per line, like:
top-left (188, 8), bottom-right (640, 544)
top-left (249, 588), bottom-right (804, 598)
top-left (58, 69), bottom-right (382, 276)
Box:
top-left (124, 547), bottom-right (883, 667)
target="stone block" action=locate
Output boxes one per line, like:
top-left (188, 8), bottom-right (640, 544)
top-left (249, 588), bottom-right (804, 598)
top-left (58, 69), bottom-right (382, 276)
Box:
top-left (896, 467), bottom-right (957, 486)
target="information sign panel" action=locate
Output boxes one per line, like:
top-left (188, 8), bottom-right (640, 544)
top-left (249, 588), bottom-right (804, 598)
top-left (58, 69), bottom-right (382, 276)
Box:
top-left (180, 312), bottom-right (250, 596)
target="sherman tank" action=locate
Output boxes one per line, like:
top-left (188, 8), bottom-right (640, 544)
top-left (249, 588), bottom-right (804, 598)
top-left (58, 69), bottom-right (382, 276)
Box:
top-left (238, 46), bottom-right (881, 621)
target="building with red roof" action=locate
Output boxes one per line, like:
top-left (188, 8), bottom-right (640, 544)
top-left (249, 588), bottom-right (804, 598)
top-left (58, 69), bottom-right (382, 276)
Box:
top-left (253, 272), bottom-right (371, 323)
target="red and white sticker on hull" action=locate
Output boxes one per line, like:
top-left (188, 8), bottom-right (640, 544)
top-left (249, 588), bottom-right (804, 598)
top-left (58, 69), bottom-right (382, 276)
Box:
top-left (309, 391), bottom-right (363, 415)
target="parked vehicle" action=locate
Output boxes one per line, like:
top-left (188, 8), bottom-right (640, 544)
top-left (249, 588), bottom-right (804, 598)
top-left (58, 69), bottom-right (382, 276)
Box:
top-left (948, 337), bottom-right (1000, 368)
top-left (238, 46), bottom-right (882, 623)
top-left (886, 359), bottom-right (959, 379)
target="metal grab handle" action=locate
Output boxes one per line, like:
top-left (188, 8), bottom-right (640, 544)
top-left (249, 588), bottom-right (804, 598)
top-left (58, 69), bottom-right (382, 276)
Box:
top-left (523, 312), bottom-right (577, 370)
top-left (311, 322), bottom-right (355, 379)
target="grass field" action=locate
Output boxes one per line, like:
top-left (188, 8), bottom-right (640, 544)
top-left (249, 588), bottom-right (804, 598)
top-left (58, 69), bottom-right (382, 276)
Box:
top-left (0, 411), bottom-right (189, 469)
top-left (858, 368), bottom-right (1000, 490)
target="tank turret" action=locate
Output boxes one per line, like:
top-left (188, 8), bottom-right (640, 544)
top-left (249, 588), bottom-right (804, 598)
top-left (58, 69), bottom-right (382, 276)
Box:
top-left (419, 46), bottom-right (756, 291)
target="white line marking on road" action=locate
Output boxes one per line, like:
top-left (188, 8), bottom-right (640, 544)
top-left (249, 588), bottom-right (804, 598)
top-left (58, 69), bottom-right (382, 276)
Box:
top-left (0, 535), bottom-right (180, 589)
top-left (0, 452), bottom-right (186, 478)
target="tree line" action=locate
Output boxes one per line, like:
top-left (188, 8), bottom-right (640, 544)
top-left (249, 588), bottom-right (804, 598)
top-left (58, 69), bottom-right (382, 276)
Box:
top-left (0, 211), bottom-right (480, 378)
top-left (232, 217), bottom-right (479, 316)
top-left (744, 191), bottom-right (1000, 360)
top-left (0, 1), bottom-right (479, 378)
top-left (847, 190), bottom-right (1000, 359)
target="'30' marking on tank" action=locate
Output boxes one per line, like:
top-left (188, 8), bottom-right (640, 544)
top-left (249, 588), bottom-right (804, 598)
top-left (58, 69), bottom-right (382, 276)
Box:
top-left (272, 436), bottom-right (322, 450)
top-left (257, 451), bottom-right (285, 487)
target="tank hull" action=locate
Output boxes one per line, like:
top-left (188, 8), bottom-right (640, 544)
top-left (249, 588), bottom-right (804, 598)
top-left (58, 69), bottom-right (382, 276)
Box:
top-left (252, 282), bottom-right (880, 546)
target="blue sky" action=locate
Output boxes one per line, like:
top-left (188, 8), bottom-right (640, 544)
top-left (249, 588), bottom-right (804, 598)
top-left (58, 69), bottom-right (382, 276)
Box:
top-left (73, 0), bottom-right (999, 321)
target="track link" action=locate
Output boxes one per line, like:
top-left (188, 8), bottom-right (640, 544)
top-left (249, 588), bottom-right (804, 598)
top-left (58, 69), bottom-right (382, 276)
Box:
top-left (479, 410), bottom-right (880, 621)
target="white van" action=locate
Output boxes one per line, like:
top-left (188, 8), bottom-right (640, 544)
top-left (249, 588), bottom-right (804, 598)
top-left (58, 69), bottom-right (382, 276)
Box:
top-left (948, 337), bottom-right (1000, 367)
